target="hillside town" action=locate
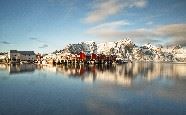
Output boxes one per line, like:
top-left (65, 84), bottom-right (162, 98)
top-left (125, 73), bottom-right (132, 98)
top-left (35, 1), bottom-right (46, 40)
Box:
top-left (1, 38), bottom-right (186, 65)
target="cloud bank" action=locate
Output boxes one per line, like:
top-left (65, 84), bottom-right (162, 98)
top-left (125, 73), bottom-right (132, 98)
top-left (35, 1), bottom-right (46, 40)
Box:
top-left (87, 22), bottom-right (186, 46)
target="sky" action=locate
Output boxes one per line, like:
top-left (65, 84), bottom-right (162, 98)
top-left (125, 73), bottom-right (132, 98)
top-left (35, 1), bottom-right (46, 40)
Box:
top-left (0, 0), bottom-right (186, 53)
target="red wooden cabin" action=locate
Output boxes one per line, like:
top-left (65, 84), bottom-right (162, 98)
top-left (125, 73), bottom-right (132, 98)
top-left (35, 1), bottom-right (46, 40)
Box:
top-left (79, 52), bottom-right (86, 61)
top-left (91, 53), bottom-right (97, 60)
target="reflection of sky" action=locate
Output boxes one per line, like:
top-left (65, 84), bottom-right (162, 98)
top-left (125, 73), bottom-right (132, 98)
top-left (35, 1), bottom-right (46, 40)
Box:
top-left (0, 63), bottom-right (186, 114)
top-left (84, 78), bottom-right (186, 115)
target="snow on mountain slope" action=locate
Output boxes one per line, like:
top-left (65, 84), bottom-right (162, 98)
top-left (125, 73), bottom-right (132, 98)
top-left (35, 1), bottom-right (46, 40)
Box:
top-left (60, 38), bottom-right (186, 62)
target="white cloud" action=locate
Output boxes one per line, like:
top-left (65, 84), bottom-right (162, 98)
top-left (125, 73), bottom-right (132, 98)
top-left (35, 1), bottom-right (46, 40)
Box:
top-left (87, 22), bottom-right (186, 46)
top-left (85, 0), bottom-right (148, 23)
top-left (87, 20), bottom-right (129, 39)
top-left (155, 24), bottom-right (186, 38)
top-left (131, 0), bottom-right (147, 8)
top-left (146, 21), bottom-right (153, 25)
top-left (89, 20), bottom-right (129, 29)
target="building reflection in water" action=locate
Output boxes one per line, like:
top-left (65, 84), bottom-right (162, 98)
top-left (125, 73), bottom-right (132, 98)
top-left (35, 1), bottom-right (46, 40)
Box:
top-left (0, 63), bottom-right (186, 86)
top-left (8, 64), bottom-right (36, 74)
top-left (56, 64), bottom-right (140, 86)
top-left (0, 64), bottom-right (9, 71)
top-left (56, 63), bottom-right (186, 86)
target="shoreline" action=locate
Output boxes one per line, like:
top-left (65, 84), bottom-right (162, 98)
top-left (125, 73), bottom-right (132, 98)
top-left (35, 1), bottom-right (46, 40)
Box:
top-left (1, 61), bottom-right (186, 65)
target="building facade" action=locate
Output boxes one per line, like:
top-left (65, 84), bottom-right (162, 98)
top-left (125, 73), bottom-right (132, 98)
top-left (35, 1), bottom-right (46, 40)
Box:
top-left (9, 50), bottom-right (36, 62)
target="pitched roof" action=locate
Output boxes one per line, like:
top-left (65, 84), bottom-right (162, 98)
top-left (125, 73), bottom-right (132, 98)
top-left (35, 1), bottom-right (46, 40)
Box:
top-left (19, 51), bottom-right (35, 55)
top-left (10, 50), bottom-right (18, 53)
top-left (10, 50), bottom-right (35, 55)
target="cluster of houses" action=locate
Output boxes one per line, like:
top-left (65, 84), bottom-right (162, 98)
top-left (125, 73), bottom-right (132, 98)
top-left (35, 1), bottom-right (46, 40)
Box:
top-left (42, 52), bottom-right (119, 65)
top-left (0, 50), bottom-right (122, 65)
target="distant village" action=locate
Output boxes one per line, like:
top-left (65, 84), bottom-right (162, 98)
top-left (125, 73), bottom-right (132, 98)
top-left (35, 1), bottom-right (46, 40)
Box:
top-left (1, 38), bottom-right (186, 65)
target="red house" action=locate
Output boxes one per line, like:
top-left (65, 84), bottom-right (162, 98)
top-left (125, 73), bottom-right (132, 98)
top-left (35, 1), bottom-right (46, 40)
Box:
top-left (79, 52), bottom-right (86, 61)
top-left (91, 53), bottom-right (97, 60)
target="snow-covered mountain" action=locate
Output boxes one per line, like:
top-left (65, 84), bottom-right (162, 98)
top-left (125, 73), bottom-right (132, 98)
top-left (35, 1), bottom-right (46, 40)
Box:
top-left (57, 38), bottom-right (186, 62)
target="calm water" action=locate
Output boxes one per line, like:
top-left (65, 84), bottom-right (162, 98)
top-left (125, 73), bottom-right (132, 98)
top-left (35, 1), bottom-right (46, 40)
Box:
top-left (0, 63), bottom-right (186, 115)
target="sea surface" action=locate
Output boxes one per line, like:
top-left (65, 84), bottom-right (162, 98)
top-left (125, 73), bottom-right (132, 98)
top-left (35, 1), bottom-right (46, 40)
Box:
top-left (0, 63), bottom-right (186, 115)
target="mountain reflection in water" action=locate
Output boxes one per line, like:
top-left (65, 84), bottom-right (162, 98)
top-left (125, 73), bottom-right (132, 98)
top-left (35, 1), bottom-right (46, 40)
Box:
top-left (1, 63), bottom-right (186, 86)
top-left (55, 63), bottom-right (186, 86)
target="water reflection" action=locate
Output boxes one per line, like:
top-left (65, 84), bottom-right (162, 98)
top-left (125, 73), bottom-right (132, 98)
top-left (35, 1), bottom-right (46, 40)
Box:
top-left (0, 64), bottom-right (36, 74)
top-left (0, 63), bottom-right (186, 85)
top-left (55, 63), bottom-right (186, 86)
top-left (0, 63), bottom-right (186, 115)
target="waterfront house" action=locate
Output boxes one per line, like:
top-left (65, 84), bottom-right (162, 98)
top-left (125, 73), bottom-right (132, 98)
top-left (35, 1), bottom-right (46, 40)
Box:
top-left (36, 53), bottom-right (43, 64)
top-left (0, 53), bottom-right (8, 63)
top-left (9, 50), bottom-right (36, 63)
top-left (42, 53), bottom-right (56, 64)
top-left (79, 52), bottom-right (86, 61)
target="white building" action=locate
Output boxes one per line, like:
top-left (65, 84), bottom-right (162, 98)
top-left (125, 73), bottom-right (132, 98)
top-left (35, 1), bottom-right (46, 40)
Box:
top-left (0, 53), bottom-right (8, 63)
top-left (43, 53), bottom-right (56, 60)
top-left (9, 50), bottom-right (36, 62)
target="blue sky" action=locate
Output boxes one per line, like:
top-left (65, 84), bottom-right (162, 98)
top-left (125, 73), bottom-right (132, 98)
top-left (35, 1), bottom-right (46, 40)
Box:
top-left (0, 0), bottom-right (186, 53)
